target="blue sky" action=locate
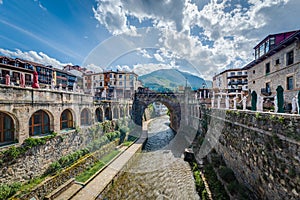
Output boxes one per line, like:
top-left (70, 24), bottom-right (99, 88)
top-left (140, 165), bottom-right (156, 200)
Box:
top-left (0, 0), bottom-right (300, 79)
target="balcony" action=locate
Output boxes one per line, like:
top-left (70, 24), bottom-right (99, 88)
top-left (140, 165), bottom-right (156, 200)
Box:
top-left (228, 81), bottom-right (248, 85)
top-left (261, 87), bottom-right (271, 96)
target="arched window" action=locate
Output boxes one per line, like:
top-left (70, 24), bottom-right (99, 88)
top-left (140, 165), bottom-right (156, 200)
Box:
top-left (0, 112), bottom-right (14, 143)
top-left (95, 108), bottom-right (103, 122)
top-left (113, 107), bottom-right (119, 119)
top-left (105, 107), bottom-right (112, 120)
top-left (60, 109), bottom-right (73, 130)
top-left (29, 110), bottom-right (50, 136)
top-left (81, 108), bottom-right (90, 125)
top-left (120, 107), bottom-right (124, 118)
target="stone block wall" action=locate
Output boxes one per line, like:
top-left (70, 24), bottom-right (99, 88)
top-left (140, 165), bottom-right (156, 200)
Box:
top-left (0, 120), bottom-right (119, 185)
top-left (205, 109), bottom-right (300, 199)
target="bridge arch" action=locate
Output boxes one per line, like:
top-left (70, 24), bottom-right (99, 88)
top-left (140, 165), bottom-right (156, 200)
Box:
top-left (132, 92), bottom-right (181, 131)
top-left (0, 111), bottom-right (18, 144)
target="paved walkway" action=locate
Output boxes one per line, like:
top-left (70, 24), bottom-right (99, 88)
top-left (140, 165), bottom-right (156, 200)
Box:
top-left (70, 127), bottom-right (147, 200)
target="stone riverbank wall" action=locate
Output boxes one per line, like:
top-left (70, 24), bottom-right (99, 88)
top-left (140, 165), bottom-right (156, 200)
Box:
top-left (196, 109), bottom-right (299, 200)
top-left (0, 120), bottom-right (119, 184)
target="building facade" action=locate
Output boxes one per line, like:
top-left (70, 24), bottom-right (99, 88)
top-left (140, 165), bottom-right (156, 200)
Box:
top-left (212, 68), bottom-right (248, 96)
top-left (0, 56), bottom-right (77, 90)
top-left (83, 70), bottom-right (138, 100)
top-left (245, 30), bottom-right (300, 103)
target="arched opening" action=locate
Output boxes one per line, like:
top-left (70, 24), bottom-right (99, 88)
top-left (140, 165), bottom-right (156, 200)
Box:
top-left (29, 110), bottom-right (50, 136)
top-left (120, 106), bottom-right (125, 118)
top-left (60, 109), bottom-right (74, 130)
top-left (95, 107), bottom-right (103, 122)
top-left (0, 112), bottom-right (15, 144)
top-left (105, 107), bottom-right (112, 120)
top-left (113, 107), bottom-right (119, 119)
top-left (80, 108), bottom-right (91, 126)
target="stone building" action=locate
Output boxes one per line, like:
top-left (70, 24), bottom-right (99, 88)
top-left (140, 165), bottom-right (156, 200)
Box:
top-left (212, 68), bottom-right (248, 96)
top-left (245, 30), bottom-right (300, 103)
top-left (83, 70), bottom-right (138, 100)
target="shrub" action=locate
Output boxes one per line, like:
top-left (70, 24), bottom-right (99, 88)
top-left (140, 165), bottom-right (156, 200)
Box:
top-left (0, 182), bottom-right (21, 200)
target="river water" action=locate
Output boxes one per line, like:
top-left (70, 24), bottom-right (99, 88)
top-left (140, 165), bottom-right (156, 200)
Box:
top-left (101, 116), bottom-right (199, 200)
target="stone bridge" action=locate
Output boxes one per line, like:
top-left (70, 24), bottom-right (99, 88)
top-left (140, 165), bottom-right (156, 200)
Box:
top-left (132, 88), bottom-right (198, 131)
top-left (0, 85), bottom-right (132, 145)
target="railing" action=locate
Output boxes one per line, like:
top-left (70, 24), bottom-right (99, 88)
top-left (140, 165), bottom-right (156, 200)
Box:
top-left (261, 88), bottom-right (272, 96)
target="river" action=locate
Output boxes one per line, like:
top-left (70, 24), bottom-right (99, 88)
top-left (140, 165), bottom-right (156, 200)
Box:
top-left (101, 115), bottom-right (199, 200)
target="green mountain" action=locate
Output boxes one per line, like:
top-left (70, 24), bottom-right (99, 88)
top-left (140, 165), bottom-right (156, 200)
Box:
top-left (138, 69), bottom-right (211, 92)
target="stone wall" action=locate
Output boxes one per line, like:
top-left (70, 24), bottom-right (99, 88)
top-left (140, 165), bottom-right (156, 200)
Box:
top-left (20, 140), bottom-right (119, 200)
top-left (0, 120), bottom-right (119, 185)
top-left (201, 109), bottom-right (300, 199)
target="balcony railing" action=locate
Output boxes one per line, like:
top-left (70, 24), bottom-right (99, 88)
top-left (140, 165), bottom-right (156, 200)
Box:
top-left (261, 87), bottom-right (272, 96)
top-left (228, 81), bottom-right (248, 85)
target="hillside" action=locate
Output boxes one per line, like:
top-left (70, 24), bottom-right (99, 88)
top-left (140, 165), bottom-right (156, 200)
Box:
top-left (138, 69), bottom-right (211, 91)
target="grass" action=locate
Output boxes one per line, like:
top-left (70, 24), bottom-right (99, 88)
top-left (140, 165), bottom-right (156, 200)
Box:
top-left (75, 150), bottom-right (120, 183)
top-left (122, 141), bottom-right (133, 146)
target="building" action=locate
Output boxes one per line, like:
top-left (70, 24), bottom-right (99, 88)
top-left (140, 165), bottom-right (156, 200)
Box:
top-left (0, 56), bottom-right (34, 86)
top-left (0, 56), bottom-right (77, 90)
top-left (212, 68), bottom-right (248, 96)
top-left (54, 68), bottom-right (77, 90)
top-left (63, 65), bottom-right (91, 89)
top-left (245, 30), bottom-right (300, 103)
top-left (83, 70), bottom-right (138, 100)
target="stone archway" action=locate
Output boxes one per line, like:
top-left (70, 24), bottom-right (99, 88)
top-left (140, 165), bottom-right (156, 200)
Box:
top-left (0, 111), bottom-right (16, 144)
top-left (132, 92), bottom-right (181, 131)
top-left (29, 109), bottom-right (51, 136)
top-left (95, 107), bottom-right (104, 122)
top-left (60, 109), bottom-right (74, 130)
top-left (80, 108), bottom-right (92, 126)
top-left (105, 107), bottom-right (112, 121)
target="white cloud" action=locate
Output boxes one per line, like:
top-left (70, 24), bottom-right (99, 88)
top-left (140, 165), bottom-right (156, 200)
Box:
top-left (0, 48), bottom-right (72, 69)
top-left (137, 48), bottom-right (152, 59)
top-left (132, 63), bottom-right (178, 76)
top-left (0, 0), bottom-right (3, 5)
top-left (153, 53), bottom-right (164, 62)
top-left (86, 63), bottom-right (103, 73)
top-left (92, 0), bottom-right (299, 79)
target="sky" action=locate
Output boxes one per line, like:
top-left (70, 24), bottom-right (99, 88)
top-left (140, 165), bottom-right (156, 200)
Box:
top-left (0, 0), bottom-right (299, 80)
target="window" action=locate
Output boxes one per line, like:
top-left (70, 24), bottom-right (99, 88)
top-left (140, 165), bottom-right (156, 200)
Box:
top-left (266, 82), bottom-right (271, 93)
top-left (253, 81), bottom-right (255, 84)
top-left (253, 70), bottom-right (255, 74)
top-left (0, 112), bottom-right (14, 143)
top-left (286, 50), bottom-right (294, 65)
top-left (29, 110), bottom-right (50, 136)
top-left (287, 76), bottom-right (293, 90)
top-left (230, 72), bottom-right (235, 76)
top-left (119, 75), bottom-right (122, 78)
top-left (237, 72), bottom-right (242, 75)
top-left (265, 62), bottom-right (270, 75)
top-left (60, 109), bottom-right (73, 130)
top-left (269, 37), bottom-right (275, 46)
top-left (275, 59), bottom-right (280, 65)
top-left (119, 81), bottom-right (123, 86)
top-left (80, 108), bottom-right (90, 125)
